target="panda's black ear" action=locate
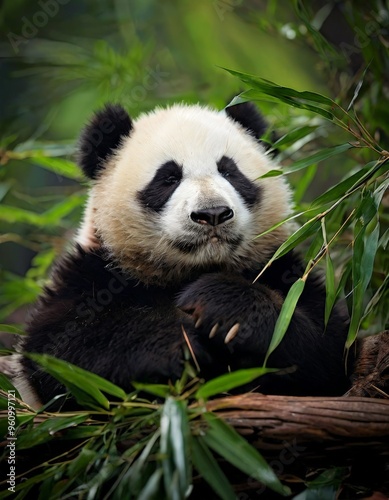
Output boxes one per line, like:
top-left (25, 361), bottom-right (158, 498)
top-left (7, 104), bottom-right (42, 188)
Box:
top-left (78, 104), bottom-right (133, 179)
top-left (225, 102), bottom-right (268, 140)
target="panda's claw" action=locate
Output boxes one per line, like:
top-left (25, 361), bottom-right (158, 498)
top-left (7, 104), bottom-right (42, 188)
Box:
top-left (209, 323), bottom-right (219, 338)
top-left (224, 323), bottom-right (240, 344)
top-left (195, 316), bottom-right (203, 329)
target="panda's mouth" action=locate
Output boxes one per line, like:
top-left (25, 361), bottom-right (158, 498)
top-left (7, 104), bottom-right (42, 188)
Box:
top-left (171, 233), bottom-right (243, 254)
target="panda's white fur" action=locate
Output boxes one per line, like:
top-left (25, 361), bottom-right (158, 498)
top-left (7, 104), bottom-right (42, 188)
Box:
top-left (77, 104), bottom-right (292, 284)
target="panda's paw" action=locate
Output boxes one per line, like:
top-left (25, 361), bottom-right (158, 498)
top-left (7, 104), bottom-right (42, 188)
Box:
top-left (177, 273), bottom-right (258, 353)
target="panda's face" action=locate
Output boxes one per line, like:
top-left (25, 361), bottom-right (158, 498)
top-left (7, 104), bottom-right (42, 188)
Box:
top-left (79, 105), bottom-right (292, 283)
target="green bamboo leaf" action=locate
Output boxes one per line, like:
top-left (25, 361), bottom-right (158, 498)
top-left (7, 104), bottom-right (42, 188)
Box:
top-left (225, 69), bottom-right (335, 105)
top-left (132, 382), bottom-right (171, 398)
top-left (311, 165), bottom-right (372, 208)
top-left (16, 414), bottom-right (88, 449)
top-left (304, 228), bottom-right (324, 263)
top-left (362, 275), bottom-right (389, 320)
top-left (225, 72), bottom-right (335, 119)
top-left (28, 354), bottom-right (126, 408)
top-left (321, 220), bottom-right (336, 326)
top-left (294, 164), bottom-right (317, 204)
top-left (347, 65), bottom-right (369, 111)
top-left (312, 159), bottom-right (385, 211)
top-left (41, 193), bottom-right (85, 224)
top-left (261, 144), bottom-right (352, 179)
top-left (259, 169), bottom-right (283, 178)
top-left (203, 413), bottom-right (290, 496)
top-left (0, 373), bottom-right (21, 398)
top-left (125, 431), bottom-right (161, 496)
top-left (137, 468), bottom-right (163, 500)
top-left (283, 143), bottom-right (353, 175)
top-left (0, 206), bottom-right (43, 225)
top-left (160, 398), bottom-right (191, 498)
top-left (31, 155), bottom-right (83, 180)
top-left (0, 324), bottom-right (25, 335)
top-left (324, 250), bottom-right (336, 326)
top-left (378, 228), bottom-right (389, 250)
top-left (191, 435), bottom-right (236, 500)
top-left (196, 367), bottom-right (276, 401)
top-left (61, 425), bottom-right (103, 440)
top-left (238, 88), bottom-right (334, 120)
top-left (347, 206), bottom-right (380, 347)
top-left (0, 194), bottom-right (85, 227)
top-left (272, 125), bottom-right (319, 149)
top-left (264, 279), bottom-right (306, 365)
top-left (86, 460), bottom-right (120, 500)
top-left (68, 448), bottom-right (98, 477)
top-left (160, 399), bottom-right (174, 493)
top-left (257, 219), bottom-right (321, 270)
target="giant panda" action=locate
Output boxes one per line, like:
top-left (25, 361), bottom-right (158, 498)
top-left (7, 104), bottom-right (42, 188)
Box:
top-left (16, 101), bottom-right (354, 408)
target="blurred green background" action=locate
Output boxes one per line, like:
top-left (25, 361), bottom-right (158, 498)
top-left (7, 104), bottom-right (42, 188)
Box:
top-left (0, 0), bottom-right (388, 331)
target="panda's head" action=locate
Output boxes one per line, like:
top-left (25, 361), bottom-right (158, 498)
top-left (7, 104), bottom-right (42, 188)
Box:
top-left (76, 102), bottom-right (292, 284)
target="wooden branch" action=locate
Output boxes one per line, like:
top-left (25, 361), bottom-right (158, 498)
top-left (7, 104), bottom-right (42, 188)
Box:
top-left (204, 332), bottom-right (389, 462)
top-left (206, 393), bottom-right (389, 460)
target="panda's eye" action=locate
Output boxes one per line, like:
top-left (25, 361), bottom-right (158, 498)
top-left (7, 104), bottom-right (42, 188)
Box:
top-left (165, 175), bottom-right (180, 185)
top-left (217, 156), bottom-right (237, 178)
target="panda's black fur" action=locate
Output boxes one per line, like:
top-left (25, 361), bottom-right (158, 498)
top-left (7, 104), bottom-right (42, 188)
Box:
top-left (19, 102), bottom-right (354, 408)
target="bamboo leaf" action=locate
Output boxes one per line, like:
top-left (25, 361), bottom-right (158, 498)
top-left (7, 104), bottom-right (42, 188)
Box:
top-left (321, 220), bottom-right (336, 326)
top-left (324, 251), bottom-right (336, 326)
top-left (255, 219), bottom-right (321, 274)
top-left (0, 373), bottom-right (21, 399)
top-left (28, 354), bottom-right (126, 409)
top-left (0, 324), bottom-right (25, 335)
top-left (191, 435), bottom-right (236, 500)
top-left (16, 414), bottom-right (88, 449)
top-left (294, 164), bottom-right (317, 204)
top-left (225, 71), bottom-right (335, 119)
top-left (68, 448), bottom-right (98, 477)
top-left (160, 398), bottom-right (192, 498)
top-left (347, 192), bottom-right (380, 347)
top-left (137, 468), bottom-right (163, 500)
top-left (0, 206), bottom-right (44, 225)
top-left (283, 143), bottom-right (353, 174)
top-left (31, 155), bottom-right (83, 180)
top-left (42, 194), bottom-right (85, 224)
top-left (0, 194), bottom-right (85, 227)
top-left (311, 165), bottom-right (372, 208)
top-left (264, 279), bottom-right (306, 365)
top-left (132, 382), bottom-right (171, 398)
top-left (261, 143), bottom-right (352, 179)
top-left (126, 431), bottom-right (161, 496)
top-left (272, 125), bottom-right (319, 149)
top-left (196, 367), bottom-right (276, 401)
top-left (203, 413), bottom-right (290, 496)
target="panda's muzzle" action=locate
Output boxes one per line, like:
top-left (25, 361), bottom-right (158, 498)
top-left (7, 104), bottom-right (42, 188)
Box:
top-left (190, 206), bottom-right (234, 226)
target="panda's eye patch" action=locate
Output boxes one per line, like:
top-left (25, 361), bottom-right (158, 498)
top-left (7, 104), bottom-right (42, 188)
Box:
top-left (217, 156), bottom-right (238, 178)
top-left (137, 161), bottom-right (183, 213)
top-left (217, 156), bottom-right (260, 208)
top-left (155, 161), bottom-right (183, 184)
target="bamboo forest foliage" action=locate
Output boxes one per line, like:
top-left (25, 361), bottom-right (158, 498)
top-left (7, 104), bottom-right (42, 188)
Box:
top-left (0, 0), bottom-right (388, 498)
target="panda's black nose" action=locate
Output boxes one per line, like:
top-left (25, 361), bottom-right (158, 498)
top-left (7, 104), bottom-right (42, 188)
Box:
top-left (191, 206), bottom-right (234, 226)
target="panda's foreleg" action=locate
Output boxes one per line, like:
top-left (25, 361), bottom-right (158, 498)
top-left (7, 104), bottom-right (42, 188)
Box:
top-left (177, 272), bottom-right (351, 395)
